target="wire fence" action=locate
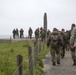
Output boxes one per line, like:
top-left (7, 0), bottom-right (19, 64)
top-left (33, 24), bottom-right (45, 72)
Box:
top-left (12, 39), bottom-right (44, 75)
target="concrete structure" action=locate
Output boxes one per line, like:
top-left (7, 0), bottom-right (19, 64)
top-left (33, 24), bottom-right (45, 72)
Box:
top-left (43, 12), bottom-right (47, 41)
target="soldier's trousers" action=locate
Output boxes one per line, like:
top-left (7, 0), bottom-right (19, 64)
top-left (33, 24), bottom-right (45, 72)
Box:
top-left (61, 46), bottom-right (65, 58)
top-left (71, 48), bottom-right (76, 60)
top-left (50, 47), bottom-right (61, 63)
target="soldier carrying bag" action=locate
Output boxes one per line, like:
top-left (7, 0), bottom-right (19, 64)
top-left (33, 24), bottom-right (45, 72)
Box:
top-left (50, 33), bottom-right (59, 47)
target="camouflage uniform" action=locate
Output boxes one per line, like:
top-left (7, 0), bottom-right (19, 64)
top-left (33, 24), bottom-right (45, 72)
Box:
top-left (20, 28), bottom-right (24, 38)
top-left (47, 29), bottom-right (51, 37)
top-left (65, 30), bottom-right (70, 51)
top-left (12, 29), bottom-right (16, 39)
top-left (15, 28), bottom-right (19, 38)
top-left (40, 27), bottom-right (46, 41)
top-left (47, 28), bottom-right (63, 66)
top-left (60, 29), bottom-right (67, 58)
top-left (28, 27), bottom-right (33, 39)
top-left (70, 24), bottom-right (76, 65)
top-left (34, 28), bottom-right (39, 40)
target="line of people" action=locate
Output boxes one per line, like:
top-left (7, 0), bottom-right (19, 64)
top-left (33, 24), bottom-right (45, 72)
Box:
top-left (12, 27), bottom-right (51, 41)
top-left (47, 23), bottom-right (76, 66)
top-left (34, 27), bottom-right (51, 41)
top-left (12, 24), bottom-right (76, 66)
top-left (12, 27), bottom-right (33, 39)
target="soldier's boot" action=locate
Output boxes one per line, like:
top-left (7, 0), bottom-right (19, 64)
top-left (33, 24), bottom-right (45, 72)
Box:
top-left (73, 60), bottom-right (76, 66)
top-left (61, 54), bottom-right (64, 59)
top-left (61, 54), bottom-right (63, 58)
top-left (57, 59), bottom-right (60, 64)
top-left (52, 62), bottom-right (56, 66)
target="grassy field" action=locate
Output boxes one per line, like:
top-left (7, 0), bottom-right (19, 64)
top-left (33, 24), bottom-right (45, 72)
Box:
top-left (0, 41), bottom-right (49, 75)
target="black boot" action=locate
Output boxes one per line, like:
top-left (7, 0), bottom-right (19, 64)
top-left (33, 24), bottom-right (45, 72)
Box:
top-left (57, 60), bottom-right (60, 64)
top-left (61, 54), bottom-right (64, 59)
top-left (52, 62), bottom-right (56, 66)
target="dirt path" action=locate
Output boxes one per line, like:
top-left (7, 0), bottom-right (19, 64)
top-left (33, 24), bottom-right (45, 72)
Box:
top-left (43, 51), bottom-right (76, 75)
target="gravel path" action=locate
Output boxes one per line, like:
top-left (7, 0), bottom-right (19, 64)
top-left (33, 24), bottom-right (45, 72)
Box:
top-left (43, 51), bottom-right (76, 75)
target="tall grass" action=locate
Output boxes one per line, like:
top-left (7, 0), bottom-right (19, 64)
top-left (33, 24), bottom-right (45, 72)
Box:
top-left (0, 41), bottom-right (49, 75)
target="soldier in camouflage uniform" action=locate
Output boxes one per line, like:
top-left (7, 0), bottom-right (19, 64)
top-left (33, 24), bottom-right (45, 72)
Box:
top-left (47, 29), bottom-right (51, 37)
top-left (34, 28), bottom-right (39, 40)
top-left (65, 30), bottom-right (70, 51)
top-left (40, 27), bottom-right (46, 41)
top-left (60, 29), bottom-right (67, 58)
top-left (20, 28), bottom-right (24, 38)
top-left (28, 27), bottom-right (33, 39)
top-left (47, 28), bottom-right (63, 66)
top-left (12, 29), bottom-right (16, 39)
top-left (70, 23), bottom-right (76, 66)
top-left (15, 28), bottom-right (19, 38)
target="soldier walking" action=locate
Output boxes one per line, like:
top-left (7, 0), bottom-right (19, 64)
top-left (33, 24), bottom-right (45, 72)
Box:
top-left (40, 27), bottom-right (46, 42)
top-left (12, 29), bottom-right (16, 39)
top-left (15, 28), bottom-right (19, 38)
top-left (28, 27), bottom-right (33, 39)
top-left (47, 28), bottom-right (63, 66)
top-left (34, 28), bottom-right (39, 40)
top-left (47, 29), bottom-right (51, 37)
top-left (70, 23), bottom-right (76, 66)
top-left (20, 28), bottom-right (24, 38)
top-left (60, 29), bottom-right (67, 58)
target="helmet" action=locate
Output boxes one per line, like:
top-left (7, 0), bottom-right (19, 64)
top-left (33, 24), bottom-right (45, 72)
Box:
top-left (71, 23), bottom-right (75, 30)
top-left (72, 23), bottom-right (75, 27)
top-left (53, 28), bottom-right (58, 31)
top-left (61, 28), bottom-right (65, 32)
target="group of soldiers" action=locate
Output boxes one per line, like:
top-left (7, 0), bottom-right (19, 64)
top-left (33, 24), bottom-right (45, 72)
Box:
top-left (47, 23), bottom-right (76, 66)
top-left (26, 27), bottom-right (51, 41)
top-left (12, 27), bottom-right (51, 41)
top-left (34, 27), bottom-right (51, 41)
top-left (12, 24), bottom-right (76, 66)
top-left (12, 28), bottom-right (24, 39)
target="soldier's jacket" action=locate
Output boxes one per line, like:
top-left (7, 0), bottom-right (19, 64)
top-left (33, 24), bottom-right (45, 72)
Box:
top-left (34, 29), bottom-right (39, 39)
top-left (20, 29), bottom-right (24, 35)
top-left (28, 28), bottom-right (33, 35)
top-left (65, 30), bottom-right (71, 44)
top-left (13, 29), bottom-right (16, 34)
top-left (70, 26), bottom-right (76, 47)
top-left (47, 31), bottom-right (63, 48)
top-left (60, 32), bottom-right (68, 45)
top-left (47, 30), bottom-right (51, 37)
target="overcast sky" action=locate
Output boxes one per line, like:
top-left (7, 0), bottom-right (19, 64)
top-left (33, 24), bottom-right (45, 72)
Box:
top-left (0, 0), bottom-right (76, 35)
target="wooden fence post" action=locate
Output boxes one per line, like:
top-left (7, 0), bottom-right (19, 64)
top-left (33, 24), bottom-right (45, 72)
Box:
top-left (28, 46), bottom-right (34, 75)
top-left (38, 40), bottom-right (41, 52)
top-left (34, 41), bottom-right (39, 66)
top-left (17, 55), bottom-right (23, 75)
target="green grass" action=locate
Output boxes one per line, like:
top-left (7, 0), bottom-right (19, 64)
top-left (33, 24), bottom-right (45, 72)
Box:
top-left (0, 41), bottom-right (49, 75)
top-left (34, 43), bottom-right (50, 75)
